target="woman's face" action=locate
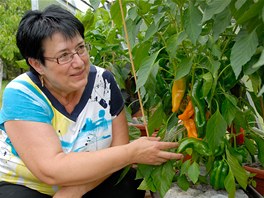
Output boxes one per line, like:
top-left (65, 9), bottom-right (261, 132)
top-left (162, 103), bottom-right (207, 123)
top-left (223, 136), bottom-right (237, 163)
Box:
top-left (40, 32), bottom-right (90, 95)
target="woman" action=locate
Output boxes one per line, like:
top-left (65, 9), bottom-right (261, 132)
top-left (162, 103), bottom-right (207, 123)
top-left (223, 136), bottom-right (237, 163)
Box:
top-left (0, 5), bottom-right (183, 198)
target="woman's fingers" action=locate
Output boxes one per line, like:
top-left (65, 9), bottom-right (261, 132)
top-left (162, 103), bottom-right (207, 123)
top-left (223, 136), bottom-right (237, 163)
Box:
top-left (140, 137), bottom-right (180, 150)
top-left (153, 152), bottom-right (183, 165)
top-left (130, 137), bottom-right (184, 165)
top-left (142, 136), bottom-right (161, 141)
top-left (156, 141), bottom-right (179, 150)
top-left (158, 150), bottom-right (183, 161)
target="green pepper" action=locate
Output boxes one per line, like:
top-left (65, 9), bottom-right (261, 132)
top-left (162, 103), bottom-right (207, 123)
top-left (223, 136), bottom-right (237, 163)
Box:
top-left (214, 141), bottom-right (225, 157)
top-left (191, 78), bottom-right (206, 138)
top-left (156, 73), bottom-right (168, 97)
top-left (163, 91), bottom-right (172, 114)
top-left (210, 160), bottom-right (229, 190)
top-left (177, 137), bottom-right (212, 156)
top-left (231, 145), bottom-right (248, 164)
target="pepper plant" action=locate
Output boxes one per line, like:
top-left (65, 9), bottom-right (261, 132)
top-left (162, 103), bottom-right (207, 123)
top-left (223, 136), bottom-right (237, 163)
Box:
top-left (80, 0), bottom-right (264, 197)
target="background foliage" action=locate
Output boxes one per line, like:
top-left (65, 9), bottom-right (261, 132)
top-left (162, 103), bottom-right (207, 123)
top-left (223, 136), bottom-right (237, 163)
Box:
top-left (0, 0), bottom-right (30, 79)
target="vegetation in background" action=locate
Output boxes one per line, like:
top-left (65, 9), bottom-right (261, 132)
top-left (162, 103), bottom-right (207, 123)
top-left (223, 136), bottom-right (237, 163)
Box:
top-left (0, 80), bottom-right (9, 106)
top-left (0, 0), bottom-right (31, 80)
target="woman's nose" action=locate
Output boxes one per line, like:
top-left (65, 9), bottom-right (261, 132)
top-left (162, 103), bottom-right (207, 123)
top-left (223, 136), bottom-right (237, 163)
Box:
top-left (71, 53), bottom-right (85, 67)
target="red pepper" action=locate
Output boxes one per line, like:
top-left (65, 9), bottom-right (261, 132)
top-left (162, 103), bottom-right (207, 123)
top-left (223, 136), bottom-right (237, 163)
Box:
top-left (228, 126), bottom-right (245, 146)
top-left (236, 127), bottom-right (245, 145)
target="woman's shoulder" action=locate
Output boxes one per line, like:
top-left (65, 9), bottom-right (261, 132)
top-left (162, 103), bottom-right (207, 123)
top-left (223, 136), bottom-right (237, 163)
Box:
top-left (91, 65), bottom-right (115, 81)
top-left (3, 72), bottom-right (45, 102)
top-left (4, 73), bottom-right (32, 89)
top-left (91, 65), bottom-right (105, 73)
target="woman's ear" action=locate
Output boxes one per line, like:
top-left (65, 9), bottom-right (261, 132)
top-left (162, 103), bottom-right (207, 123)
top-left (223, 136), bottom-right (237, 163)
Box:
top-left (28, 58), bottom-right (43, 74)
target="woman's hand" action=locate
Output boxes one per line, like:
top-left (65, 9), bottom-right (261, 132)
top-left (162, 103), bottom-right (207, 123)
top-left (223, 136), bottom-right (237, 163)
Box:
top-left (128, 137), bottom-right (183, 165)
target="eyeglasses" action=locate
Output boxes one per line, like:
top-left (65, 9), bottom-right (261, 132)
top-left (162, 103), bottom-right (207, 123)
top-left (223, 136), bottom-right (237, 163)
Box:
top-left (43, 44), bottom-right (89, 65)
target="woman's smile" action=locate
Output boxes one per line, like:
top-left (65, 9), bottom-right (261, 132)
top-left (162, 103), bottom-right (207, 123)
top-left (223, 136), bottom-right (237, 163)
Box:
top-left (70, 68), bottom-right (85, 78)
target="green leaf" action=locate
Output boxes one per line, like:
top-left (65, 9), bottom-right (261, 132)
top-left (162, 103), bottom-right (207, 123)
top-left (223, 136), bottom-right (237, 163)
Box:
top-left (152, 161), bottom-right (175, 197)
top-left (148, 101), bottom-right (165, 135)
top-left (187, 161), bottom-right (200, 184)
top-left (224, 167), bottom-right (236, 198)
top-left (137, 0), bottom-right (151, 15)
top-left (230, 30), bottom-right (258, 78)
top-left (244, 137), bottom-right (257, 156)
top-left (258, 84), bottom-right (264, 97)
top-left (226, 149), bottom-right (250, 190)
top-left (133, 42), bottom-right (151, 71)
top-left (15, 59), bottom-right (28, 70)
top-left (166, 34), bottom-right (179, 58)
top-left (235, 0), bottom-right (247, 10)
top-left (176, 174), bottom-right (190, 191)
top-left (221, 96), bottom-right (238, 126)
top-left (81, 9), bottom-right (95, 31)
top-left (250, 133), bottom-right (264, 166)
top-left (202, 72), bottom-right (213, 98)
top-left (137, 164), bottom-right (157, 192)
top-left (128, 125), bottom-right (141, 140)
top-left (262, 6), bottom-right (264, 22)
top-left (143, 20), bottom-right (159, 42)
top-left (213, 8), bottom-right (232, 41)
top-left (225, 94), bottom-right (238, 107)
top-left (141, 64), bottom-right (160, 100)
top-left (166, 113), bottom-right (179, 133)
top-left (174, 58), bottom-right (192, 81)
top-left (89, 0), bottom-right (101, 10)
top-left (183, 2), bottom-right (202, 44)
top-left (136, 50), bottom-right (161, 91)
top-left (208, 59), bottom-right (220, 77)
top-left (110, 0), bottom-right (126, 28)
top-left (252, 49), bottom-right (264, 69)
top-left (138, 177), bottom-right (157, 192)
top-left (236, 0), bottom-right (264, 24)
top-left (116, 165), bottom-right (131, 184)
top-left (136, 164), bottom-right (155, 179)
top-left (206, 109), bottom-right (227, 151)
top-left (202, 0), bottom-right (231, 23)
top-left (181, 159), bottom-right (191, 176)
top-left (126, 19), bottom-right (138, 49)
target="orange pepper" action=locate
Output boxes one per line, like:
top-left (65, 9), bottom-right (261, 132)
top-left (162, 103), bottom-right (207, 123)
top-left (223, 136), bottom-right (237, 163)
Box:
top-left (178, 100), bottom-right (194, 121)
top-left (183, 119), bottom-right (198, 138)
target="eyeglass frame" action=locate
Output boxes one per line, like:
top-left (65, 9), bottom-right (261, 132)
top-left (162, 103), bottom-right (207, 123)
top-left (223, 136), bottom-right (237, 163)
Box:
top-left (43, 43), bottom-right (90, 65)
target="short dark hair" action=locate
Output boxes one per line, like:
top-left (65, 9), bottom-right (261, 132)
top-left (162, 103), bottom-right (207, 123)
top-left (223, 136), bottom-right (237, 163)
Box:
top-left (16, 4), bottom-right (85, 72)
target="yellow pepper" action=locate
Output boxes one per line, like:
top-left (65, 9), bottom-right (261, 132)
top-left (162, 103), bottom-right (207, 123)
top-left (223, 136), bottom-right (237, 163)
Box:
top-left (171, 78), bottom-right (186, 113)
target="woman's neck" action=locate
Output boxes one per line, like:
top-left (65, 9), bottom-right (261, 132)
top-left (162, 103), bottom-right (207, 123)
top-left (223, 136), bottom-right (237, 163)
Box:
top-left (50, 88), bottom-right (84, 114)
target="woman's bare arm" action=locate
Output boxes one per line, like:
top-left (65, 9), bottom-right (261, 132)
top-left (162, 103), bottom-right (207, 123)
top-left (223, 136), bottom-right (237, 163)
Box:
top-left (53, 109), bottom-right (129, 197)
top-left (111, 109), bottom-right (129, 146)
top-left (5, 116), bottom-right (182, 186)
top-left (52, 175), bottom-right (109, 198)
